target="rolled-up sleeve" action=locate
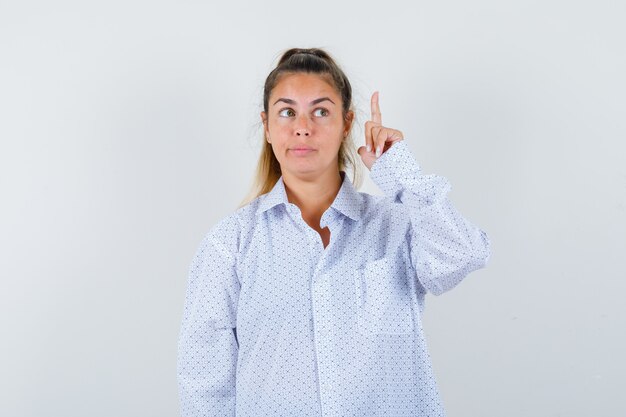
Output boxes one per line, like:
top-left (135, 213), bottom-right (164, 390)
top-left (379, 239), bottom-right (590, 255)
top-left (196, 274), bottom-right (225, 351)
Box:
top-left (370, 139), bottom-right (491, 295)
top-left (177, 218), bottom-right (241, 416)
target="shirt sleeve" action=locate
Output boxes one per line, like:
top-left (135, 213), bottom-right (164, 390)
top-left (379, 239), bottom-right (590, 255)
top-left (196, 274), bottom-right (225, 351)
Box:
top-left (369, 139), bottom-right (491, 296)
top-left (177, 217), bottom-right (241, 417)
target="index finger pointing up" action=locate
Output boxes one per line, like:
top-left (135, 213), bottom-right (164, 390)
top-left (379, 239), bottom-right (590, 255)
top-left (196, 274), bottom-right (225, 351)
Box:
top-left (371, 91), bottom-right (382, 124)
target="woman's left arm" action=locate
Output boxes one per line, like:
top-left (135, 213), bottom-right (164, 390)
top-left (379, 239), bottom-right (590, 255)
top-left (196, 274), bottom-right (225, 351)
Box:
top-left (369, 139), bottom-right (491, 295)
top-left (360, 92), bottom-right (491, 295)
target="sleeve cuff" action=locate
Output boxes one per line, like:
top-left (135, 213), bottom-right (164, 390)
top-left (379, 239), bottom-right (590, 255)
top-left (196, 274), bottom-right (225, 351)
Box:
top-left (369, 140), bottom-right (422, 198)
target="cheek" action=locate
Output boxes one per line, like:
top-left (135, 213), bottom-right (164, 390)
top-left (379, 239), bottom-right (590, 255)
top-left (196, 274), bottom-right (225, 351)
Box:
top-left (311, 117), bottom-right (342, 136)
top-left (319, 121), bottom-right (345, 140)
top-left (268, 118), bottom-right (291, 133)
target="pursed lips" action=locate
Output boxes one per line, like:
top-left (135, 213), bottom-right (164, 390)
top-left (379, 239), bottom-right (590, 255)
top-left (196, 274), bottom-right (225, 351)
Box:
top-left (289, 146), bottom-right (316, 155)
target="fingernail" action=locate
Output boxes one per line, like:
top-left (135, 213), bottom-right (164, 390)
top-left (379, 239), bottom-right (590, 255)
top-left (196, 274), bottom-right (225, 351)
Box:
top-left (366, 145), bottom-right (371, 153)
top-left (376, 146), bottom-right (382, 157)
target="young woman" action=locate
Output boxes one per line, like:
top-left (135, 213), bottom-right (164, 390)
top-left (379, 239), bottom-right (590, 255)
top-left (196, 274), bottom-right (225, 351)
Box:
top-left (177, 48), bottom-right (491, 417)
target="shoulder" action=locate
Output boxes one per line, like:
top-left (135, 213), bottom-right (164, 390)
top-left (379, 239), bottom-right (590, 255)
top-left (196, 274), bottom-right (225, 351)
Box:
top-left (199, 193), bottom-right (268, 258)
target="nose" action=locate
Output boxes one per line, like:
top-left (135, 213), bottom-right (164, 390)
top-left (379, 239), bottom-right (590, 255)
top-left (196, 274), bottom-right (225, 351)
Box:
top-left (294, 115), bottom-right (310, 136)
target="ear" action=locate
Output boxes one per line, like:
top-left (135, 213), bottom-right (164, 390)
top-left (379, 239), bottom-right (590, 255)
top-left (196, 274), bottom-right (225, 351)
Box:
top-left (261, 111), bottom-right (270, 142)
top-left (344, 110), bottom-right (355, 135)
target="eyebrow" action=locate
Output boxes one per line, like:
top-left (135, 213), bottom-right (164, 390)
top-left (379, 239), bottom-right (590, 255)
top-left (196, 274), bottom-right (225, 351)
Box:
top-left (272, 97), bottom-right (335, 106)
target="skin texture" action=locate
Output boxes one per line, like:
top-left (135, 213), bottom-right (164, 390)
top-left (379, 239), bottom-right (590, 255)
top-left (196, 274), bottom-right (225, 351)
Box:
top-left (262, 73), bottom-right (350, 183)
top-left (260, 73), bottom-right (404, 247)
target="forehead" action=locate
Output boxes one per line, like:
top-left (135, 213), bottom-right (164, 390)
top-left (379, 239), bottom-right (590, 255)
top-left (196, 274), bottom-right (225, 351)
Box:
top-left (271, 73), bottom-right (339, 100)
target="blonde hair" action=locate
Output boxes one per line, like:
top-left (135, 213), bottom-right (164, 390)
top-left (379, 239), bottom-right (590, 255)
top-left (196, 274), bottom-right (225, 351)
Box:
top-left (239, 48), bottom-right (363, 208)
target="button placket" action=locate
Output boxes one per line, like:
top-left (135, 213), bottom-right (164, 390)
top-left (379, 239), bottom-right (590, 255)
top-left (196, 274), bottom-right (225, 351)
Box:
top-left (288, 204), bottom-right (341, 414)
top-left (310, 270), bottom-right (334, 416)
top-left (309, 225), bottom-right (339, 415)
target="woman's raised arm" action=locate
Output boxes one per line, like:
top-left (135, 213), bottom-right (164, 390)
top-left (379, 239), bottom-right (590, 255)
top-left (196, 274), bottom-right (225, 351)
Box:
top-left (360, 92), bottom-right (491, 295)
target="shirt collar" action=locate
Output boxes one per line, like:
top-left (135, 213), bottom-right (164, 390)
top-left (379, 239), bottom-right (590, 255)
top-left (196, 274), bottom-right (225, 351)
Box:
top-left (257, 171), bottom-right (363, 221)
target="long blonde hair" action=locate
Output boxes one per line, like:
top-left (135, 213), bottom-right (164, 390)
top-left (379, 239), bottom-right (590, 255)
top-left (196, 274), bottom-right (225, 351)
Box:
top-left (239, 48), bottom-right (363, 208)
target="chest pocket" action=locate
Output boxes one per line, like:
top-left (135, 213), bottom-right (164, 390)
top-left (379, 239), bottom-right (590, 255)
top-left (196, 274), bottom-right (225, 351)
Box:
top-left (354, 257), bottom-right (414, 335)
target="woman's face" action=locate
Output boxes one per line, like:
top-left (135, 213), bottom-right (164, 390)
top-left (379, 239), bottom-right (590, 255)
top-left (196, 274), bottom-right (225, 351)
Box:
top-left (261, 73), bottom-right (353, 181)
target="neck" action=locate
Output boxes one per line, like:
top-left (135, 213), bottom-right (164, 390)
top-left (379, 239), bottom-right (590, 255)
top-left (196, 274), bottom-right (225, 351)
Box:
top-left (282, 169), bottom-right (343, 221)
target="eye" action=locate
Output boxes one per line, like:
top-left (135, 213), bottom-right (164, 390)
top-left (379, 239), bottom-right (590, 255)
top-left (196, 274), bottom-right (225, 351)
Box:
top-left (313, 108), bottom-right (329, 117)
top-left (278, 108), bottom-right (295, 117)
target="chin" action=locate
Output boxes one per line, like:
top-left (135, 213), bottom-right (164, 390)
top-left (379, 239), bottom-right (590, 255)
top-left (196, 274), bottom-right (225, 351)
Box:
top-left (281, 161), bottom-right (319, 175)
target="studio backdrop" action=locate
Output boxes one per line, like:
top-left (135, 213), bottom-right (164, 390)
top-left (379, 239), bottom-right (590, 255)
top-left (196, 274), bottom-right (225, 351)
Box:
top-left (1, 1), bottom-right (624, 416)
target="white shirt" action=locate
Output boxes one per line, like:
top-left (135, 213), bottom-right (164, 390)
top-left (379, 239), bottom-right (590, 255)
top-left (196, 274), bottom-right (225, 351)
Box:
top-left (177, 139), bottom-right (491, 417)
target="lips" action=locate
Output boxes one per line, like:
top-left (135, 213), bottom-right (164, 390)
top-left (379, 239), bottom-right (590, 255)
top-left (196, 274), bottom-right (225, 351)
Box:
top-left (290, 147), bottom-right (316, 156)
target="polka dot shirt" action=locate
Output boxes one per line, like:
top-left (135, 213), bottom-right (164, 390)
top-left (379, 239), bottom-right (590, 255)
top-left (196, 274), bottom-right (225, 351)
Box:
top-left (177, 139), bottom-right (491, 416)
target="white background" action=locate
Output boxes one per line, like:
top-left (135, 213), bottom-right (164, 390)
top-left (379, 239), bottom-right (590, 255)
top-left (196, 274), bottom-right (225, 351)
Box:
top-left (1, 1), bottom-right (625, 416)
